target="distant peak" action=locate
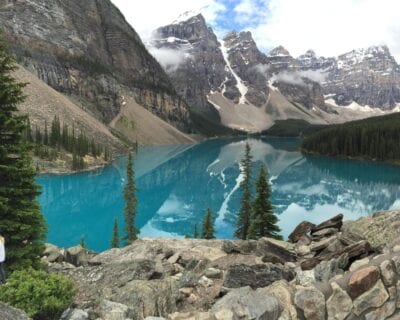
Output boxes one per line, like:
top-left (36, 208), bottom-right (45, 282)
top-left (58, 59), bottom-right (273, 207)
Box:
top-left (172, 11), bottom-right (205, 24)
top-left (268, 45), bottom-right (291, 57)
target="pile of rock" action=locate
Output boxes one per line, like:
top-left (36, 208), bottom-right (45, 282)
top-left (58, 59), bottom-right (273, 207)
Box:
top-left (39, 211), bottom-right (400, 320)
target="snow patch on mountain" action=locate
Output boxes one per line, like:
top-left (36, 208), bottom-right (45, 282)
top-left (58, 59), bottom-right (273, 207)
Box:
top-left (219, 39), bottom-right (249, 105)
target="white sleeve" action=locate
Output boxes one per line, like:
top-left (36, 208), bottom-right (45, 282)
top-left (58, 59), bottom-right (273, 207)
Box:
top-left (0, 243), bottom-right (5, 262)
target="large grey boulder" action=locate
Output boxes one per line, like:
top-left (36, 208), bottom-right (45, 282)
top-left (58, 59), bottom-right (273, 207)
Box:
top-left (0, 303), bottom-right (30, 320)
top-left (223, 263), bottom-right (295, 289)
top-left (111, 278), bottom-right (179, 320)
top-left (61, 308), bottom-right (89, 320)
top-left (326, 282), bottom-right (353, 320)
top-left (98, 300), bottom-right (133, 320)
top-left (211, 286), bottom-right (282, 320)
top-left (294, 287), bottom-right (326, 320)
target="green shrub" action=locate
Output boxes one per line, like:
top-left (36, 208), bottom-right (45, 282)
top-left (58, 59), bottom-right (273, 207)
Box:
top-left (0, 268), bottom-right (75, 320)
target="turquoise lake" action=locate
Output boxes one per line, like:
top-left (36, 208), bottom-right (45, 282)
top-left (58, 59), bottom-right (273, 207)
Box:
top-left (36, 138), bottom-right (400, 252)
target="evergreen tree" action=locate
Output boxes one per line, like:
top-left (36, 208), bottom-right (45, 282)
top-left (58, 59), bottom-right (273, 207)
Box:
top-left (201, 208), bottom-right (215, 239)
top-left (35, 125), bottom-right (42, 144)
top-left (0, 35), bottom-right (46, 271)
top-left (110, 218), bottom-right (120, 248)
top-left (235, 142), bottom-right (253, 240)
top-left (248, 164), bottom-right (282, 240)
top-left (123, 152), bottom-right (139, 244)
top-left (43, 120), bottom-right (49, 145)
top-left (193, 224), bottom-right (199, 239)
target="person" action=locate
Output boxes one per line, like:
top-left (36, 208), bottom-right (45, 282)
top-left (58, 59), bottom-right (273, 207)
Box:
top-left (0, 235), bottom-right (6, 284)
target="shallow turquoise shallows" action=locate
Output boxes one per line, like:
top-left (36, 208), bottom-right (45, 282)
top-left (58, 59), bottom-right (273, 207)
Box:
top-left (36, 138), bottom-right (400, 252)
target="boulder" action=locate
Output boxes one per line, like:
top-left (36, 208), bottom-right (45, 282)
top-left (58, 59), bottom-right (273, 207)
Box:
top-left (311, 228), bottom-right (339, 240)
top-left (314, 256), bottom-right (348, 282)
top-left (111, 278), bottom-right (179, 319)
top-left (349, 257), bottom-right (370, 272)
top-left (265, 280), bottom-right (297, 320)
top-left (211, 286), bottom-right (282, 320)
top-left (43, 243), bottom-right (64, 263)
top-left (98, 300), bottom-right (132, 320)
top-left (288, 221), bottom-right (315, 243)
top-left (0, 303), bottom-right (30, 320)
top-left (310, 236), bottom-right (337, 252)
top-left (60, 308), bottom-right (89, 320)
top-left (223, 263), bottom-right (295, 289)
top-left (311, 214), bottom-right (343, 233)
top-left (380, 260), bottom-right (396, 286)
top-left (353, 280), bottom-right (389, 316)
top-left (326, 282), bottom-right (353, 320)
top-left (258, 238), bottom-right (297, 262)
top-left (204, 268), bottom-right (222, 279)
top-left (365, 300), bottom-right (396, 320)
top-left (65, 245), bottom-right (89, 267)
top-left (301, 258), bottom-right (320, 271)
top-left (294, 286), bottom-right (326, 320)
top-left (348, 266), bottom-right (381, 299)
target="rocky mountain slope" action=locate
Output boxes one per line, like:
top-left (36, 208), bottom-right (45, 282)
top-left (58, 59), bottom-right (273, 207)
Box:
top-left (298, 46), bottom-right (400, 109)
top-left (36, 211), bottom-right (400, 320)
top-left (0, 0), bottom-right (192, 143)
top-left (151, 13), bottom-right (400, 133)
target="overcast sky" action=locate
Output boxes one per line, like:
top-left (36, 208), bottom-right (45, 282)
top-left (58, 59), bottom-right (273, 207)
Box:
top-left (111, 0), bottom-right (400, 61)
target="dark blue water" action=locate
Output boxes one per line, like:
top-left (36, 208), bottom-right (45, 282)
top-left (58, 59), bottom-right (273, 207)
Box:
top-left (36, 138), bottom-right (400, 252)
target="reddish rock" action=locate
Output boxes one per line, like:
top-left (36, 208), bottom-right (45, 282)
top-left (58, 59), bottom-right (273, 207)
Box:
top-left (348, 266), bottom-right (381, 299)
top-left (288, 221), bottom-right (315, 243)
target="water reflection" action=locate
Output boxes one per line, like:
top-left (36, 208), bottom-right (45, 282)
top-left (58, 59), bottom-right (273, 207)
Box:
top-left (37, 138), bottom-right (400, 251)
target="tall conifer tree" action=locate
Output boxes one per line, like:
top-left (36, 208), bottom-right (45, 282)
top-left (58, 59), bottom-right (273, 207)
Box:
top-left (0, 35), bottom-right (46, 271)
top-left (123, 151), bottom-right (139, 244)
top-left (248, 164), bottom-right (282, 240)
top-left (111, 218), bottom-right (120, 248)
top-left (235, 142), bottom-right (253, 240)
top-left (201, 208), bottom-right (215, 239)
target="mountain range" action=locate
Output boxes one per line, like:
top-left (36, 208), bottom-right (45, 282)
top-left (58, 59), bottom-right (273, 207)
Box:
top-left (151, 13), bottom-right (400, 133)
top-left (1, 0), bottom-right (399, 146)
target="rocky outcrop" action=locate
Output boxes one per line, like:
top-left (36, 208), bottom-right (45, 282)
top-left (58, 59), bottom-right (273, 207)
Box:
top-left (298, 46), bottom-right (400, 109)
top-left (0, 0), bottom-right (191, 132)
top-left (0, 303), bottom-right (30, 320)
top-left (46, 211), bottom-right (400, 320)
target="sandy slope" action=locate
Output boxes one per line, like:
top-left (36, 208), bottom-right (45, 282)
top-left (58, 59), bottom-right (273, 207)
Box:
top-left (14, 66), bottom-right (124, 152)
top-left (110, 94), bottom-right (195, 145)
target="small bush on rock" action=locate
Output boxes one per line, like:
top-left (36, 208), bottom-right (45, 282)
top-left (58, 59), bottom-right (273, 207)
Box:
top-left (0, 268), bottom-right (75, 320)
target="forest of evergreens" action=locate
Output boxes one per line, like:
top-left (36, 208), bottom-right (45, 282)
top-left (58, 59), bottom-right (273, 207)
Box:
top-left (302, 113), bottom-right (400, 162)
top-left (25, 116), bottom-right (111, 170)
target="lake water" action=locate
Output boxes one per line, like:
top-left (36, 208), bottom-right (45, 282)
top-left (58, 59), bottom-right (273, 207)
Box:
top-left (36, 138), bottom-right (400, 252)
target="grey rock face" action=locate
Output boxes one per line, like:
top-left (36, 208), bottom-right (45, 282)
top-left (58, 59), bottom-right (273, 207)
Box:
top-left (61, 308), bottom-right (89, 320)
top-left (294, 286), bottom-right (326, 320)
top-left (211, 286), bottom-right (282, 320)
top-left (0, 0), bottom-right (191, 131)
top-left (151, 14), bottom-right (228, 129)
top-left (0, 303), bottom-right (30, 320)
top-left (298, 45), bottom-right (400, 109)
top-left (223, 263), bottom-right (295, 289)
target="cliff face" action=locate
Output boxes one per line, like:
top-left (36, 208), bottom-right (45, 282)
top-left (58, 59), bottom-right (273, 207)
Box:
top-left (0, 0), bottom-right (191, 131)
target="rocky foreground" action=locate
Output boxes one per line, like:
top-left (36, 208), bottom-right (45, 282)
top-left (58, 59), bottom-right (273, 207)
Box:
top-left (4, 211), bottom-right (400, 320)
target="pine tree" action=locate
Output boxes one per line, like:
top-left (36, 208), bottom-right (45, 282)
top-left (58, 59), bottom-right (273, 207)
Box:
top-left (193, 224), bottom-right (199, 239)
top-left (0, 35), bottom-right (46, 271)
top-left (35, 125), bottom-right (42, 144)
top-left (123, 151), bottom-right (139, 244)
top-left (43, 120), bottom-right (49, 145)
top-left (111, 218), bottom-right (120, 248)
top-left (248, 164), bottom-right (282, 240)
top-left (201, 208), bottom-right (215, 239)
top-left (235, 142), bottom-right (253, 240)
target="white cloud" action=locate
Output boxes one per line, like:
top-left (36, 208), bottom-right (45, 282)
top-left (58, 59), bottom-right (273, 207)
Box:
top-left (148, 47), bottom-right (190, 72)
top-left (245, 0), bottom-right (400, 62)
top-left (110, 0), bottom-right (226, 40)
top-left (271, 70), bottom-right (327, 86)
